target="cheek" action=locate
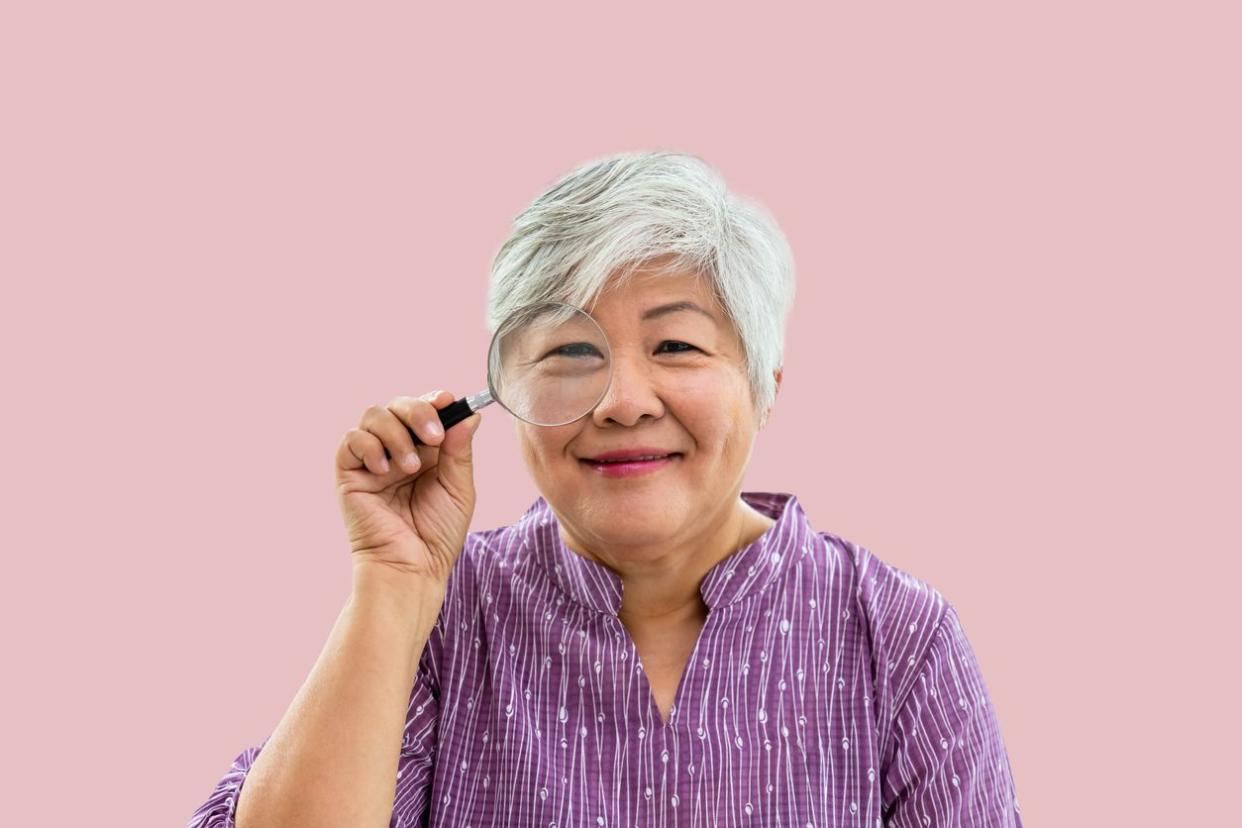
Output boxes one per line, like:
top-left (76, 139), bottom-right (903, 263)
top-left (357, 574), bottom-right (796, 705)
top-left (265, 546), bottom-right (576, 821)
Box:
top-left (516, 422), bottom-right (577, 473)
top-left (679, 415), bottom-right (753, 480)
top-left (514, 425), bottom-right (548, 472)
top-left (676, 384), bottom-right (755, 453)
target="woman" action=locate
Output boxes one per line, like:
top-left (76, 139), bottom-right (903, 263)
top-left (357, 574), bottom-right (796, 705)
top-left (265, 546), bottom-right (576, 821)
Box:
top-left (189, 151), bottom-right (1022, 827)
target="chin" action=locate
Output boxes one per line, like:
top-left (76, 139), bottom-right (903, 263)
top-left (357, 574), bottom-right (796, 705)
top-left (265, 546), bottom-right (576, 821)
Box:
top-left (597, 495), bottom-right (687, 529)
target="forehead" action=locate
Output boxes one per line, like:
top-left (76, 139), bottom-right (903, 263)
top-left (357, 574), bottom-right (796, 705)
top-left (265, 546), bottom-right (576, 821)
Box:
top-left (584, 263), bottom-right (725, 322)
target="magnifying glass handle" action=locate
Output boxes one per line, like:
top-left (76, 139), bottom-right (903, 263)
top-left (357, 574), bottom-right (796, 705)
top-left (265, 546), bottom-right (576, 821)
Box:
top-left (397, 388), bottom-right (494, 450)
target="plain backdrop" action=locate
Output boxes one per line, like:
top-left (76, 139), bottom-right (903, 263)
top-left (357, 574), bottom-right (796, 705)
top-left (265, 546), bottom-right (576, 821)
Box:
top-left (2, 2), bottom-right (1237, 825)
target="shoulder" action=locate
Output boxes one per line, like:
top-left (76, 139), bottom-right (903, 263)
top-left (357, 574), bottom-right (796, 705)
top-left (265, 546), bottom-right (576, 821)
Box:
top-left (813, 529), bottom-right (958, 719)
top-left (454, 520), bottom-right (531, 588)
top-left (832, 530), bottom-right (951, 638)
top-left (805, 528), bottom-right (952, 627)
top-left (434, 519), bottom-right (537, 624)
top-left (812, 534), bottom-right (1023, 820)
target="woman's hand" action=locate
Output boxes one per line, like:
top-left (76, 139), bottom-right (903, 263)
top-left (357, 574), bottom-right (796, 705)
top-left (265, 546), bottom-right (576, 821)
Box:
top-left (335, 390), bottom-right (482, 588)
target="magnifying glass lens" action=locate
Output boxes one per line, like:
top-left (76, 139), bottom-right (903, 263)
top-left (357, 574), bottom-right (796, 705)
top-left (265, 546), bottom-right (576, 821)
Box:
top-left (488, 303), bottom-right (612, 427)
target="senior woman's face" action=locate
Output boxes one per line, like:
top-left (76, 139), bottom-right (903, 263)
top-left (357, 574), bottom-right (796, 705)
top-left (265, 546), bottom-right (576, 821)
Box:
top-left (515, 263), bottom-right (771, 561)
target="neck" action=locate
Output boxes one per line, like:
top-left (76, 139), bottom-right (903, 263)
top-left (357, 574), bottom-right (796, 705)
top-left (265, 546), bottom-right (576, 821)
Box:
top-left (559, 494), bottom-right (776, 624)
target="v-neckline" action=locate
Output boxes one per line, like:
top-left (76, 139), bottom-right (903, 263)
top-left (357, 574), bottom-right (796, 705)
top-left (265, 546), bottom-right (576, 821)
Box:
top-left (625, 610), bottom-right (713, 728)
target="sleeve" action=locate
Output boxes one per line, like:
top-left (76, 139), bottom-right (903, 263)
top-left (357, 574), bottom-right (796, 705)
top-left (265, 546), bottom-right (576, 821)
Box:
top-left (184, 735), bottom-right (270, 828)
top-left (880, 606), bottom-right (1023, 828)
top-left (390, 625), bottom-right (444, 827)
top-left (186, 623), bottom-right (445, 828)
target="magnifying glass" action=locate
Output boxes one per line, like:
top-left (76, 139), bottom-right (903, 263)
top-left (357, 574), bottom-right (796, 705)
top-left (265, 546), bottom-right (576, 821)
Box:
top-left (394, 301), bottom-right (614, 449)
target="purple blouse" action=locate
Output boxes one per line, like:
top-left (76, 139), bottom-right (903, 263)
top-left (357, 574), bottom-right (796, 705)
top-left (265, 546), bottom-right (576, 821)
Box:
top-left (189, 491), bottom-right (1022, 827)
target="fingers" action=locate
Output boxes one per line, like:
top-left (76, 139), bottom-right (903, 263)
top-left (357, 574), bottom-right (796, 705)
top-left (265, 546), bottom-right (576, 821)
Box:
top-left (338, 428), bottom-right (392, 475)
top-left (432, 409), bottom-right (481, 504)
top-left (336, 391), bottom-right (456, 478)
top-left (387, 392), bottom-right (452, 446)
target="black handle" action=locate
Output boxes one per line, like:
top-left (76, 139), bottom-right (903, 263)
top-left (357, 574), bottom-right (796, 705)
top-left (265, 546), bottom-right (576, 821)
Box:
top-left (383, 397), bottom-right (476, 457)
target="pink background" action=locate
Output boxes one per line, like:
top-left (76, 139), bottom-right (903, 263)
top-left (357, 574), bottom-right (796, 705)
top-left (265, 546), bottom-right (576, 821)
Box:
top-left (3, 2), bottom-right (1237, 824)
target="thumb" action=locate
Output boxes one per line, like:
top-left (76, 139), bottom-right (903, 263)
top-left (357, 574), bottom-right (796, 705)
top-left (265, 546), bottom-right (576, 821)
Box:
top-left (434, 410), bottom-right (482, 501)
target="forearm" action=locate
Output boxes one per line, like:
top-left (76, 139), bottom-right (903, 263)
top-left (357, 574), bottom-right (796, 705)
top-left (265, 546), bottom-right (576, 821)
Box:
top-left (235, 576), bottom-right (445, 828)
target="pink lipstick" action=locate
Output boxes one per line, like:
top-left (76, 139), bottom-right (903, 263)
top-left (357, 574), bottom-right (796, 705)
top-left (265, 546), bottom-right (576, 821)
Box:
top-left (579, 451), bottom-right (682, 478)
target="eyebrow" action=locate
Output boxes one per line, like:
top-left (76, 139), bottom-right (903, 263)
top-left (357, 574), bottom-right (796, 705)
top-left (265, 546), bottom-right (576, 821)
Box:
top-left (640, 301), bottom-right (717, 323)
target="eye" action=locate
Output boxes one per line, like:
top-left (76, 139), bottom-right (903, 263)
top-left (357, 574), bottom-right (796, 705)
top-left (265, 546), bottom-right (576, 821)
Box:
top-left (544, 342), bottom-right (603, 359)
top-left (657, 340), bottom-right (700, 354)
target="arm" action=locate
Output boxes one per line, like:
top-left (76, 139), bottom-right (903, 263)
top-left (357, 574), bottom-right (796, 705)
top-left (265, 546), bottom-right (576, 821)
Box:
top-left (881, 607), bottom-right (1024, 827)
top-left (189, 389), bottom-right (481, 826)
top-left (188, 574), bottom-right (445, 828)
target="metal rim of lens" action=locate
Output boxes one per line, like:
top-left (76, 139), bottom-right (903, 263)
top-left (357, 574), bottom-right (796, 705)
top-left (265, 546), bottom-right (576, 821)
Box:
top-left (485, 301), bottom-right (614, 427)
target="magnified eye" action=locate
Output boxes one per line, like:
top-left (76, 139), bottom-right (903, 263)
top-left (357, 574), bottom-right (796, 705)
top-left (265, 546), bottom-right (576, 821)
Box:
top-left (545, 342), bottom-right (603, 359)
top-left (657, 340), bottom-right (699, 354)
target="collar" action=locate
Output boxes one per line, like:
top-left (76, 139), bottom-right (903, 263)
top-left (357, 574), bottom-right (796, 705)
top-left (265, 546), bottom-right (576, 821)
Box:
top-left (517, 491), bottom-right (813, 616)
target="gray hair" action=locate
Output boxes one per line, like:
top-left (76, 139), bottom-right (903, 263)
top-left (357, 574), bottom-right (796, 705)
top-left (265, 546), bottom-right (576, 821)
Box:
top-left (486, 150), bottom-right (795, 419)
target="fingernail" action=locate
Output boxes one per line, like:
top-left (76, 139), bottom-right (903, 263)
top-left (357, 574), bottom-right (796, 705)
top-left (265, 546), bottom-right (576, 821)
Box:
top-left (404, 452), bottom-right (420, 471)
top-left (378, 456), bottom-right (390, 473)
top-left (427, 420), bottom-right (443, 437)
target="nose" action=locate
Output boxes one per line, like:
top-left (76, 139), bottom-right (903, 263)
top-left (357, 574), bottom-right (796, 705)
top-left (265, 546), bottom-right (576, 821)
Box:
top-left (589, 349), bottom-right (666, 427)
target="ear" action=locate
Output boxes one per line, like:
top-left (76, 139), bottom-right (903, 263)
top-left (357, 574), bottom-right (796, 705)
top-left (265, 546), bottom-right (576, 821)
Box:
top-left (760, 367), bottom-right (783, 428)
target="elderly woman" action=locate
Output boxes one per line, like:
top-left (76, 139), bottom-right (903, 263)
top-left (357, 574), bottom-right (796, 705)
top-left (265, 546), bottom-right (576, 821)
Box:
top-left (190, 151), bottom-right (1022, 827)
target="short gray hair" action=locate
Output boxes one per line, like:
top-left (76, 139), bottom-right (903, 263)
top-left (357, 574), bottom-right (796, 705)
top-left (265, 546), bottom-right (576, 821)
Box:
top-left (487, 150), bottom-right (795, 419)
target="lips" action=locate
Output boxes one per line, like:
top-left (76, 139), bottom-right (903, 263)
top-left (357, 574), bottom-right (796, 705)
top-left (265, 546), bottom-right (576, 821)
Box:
top-left (588, 454), bottom-right (675, 464)
top-left (581, 447), bottom-right (682, 463)
top-left (579, 452), bottom-right (681, 478)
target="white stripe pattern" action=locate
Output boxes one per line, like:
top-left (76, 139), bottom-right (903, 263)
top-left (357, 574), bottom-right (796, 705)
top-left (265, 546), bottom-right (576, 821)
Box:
top-left (189, 491), bottom-right (1022, 827)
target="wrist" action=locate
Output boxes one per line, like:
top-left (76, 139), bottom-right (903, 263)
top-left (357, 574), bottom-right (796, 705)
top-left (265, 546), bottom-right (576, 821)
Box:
top-left (350, 563), bottom-right (447, 631)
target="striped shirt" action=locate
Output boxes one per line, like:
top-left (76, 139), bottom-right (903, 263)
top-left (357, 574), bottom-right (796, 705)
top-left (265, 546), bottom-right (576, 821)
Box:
top-left (189, 491), bottom-right (1022, 827)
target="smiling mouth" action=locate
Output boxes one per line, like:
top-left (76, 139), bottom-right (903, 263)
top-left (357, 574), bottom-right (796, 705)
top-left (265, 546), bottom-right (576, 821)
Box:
top-left (579, 453), bottom-right (683, 477)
